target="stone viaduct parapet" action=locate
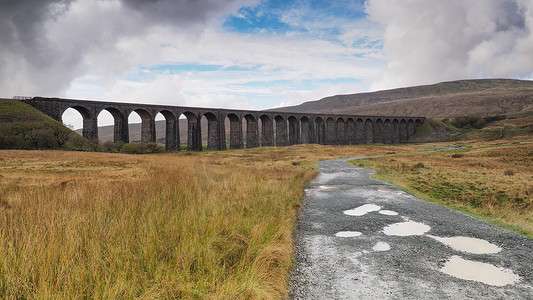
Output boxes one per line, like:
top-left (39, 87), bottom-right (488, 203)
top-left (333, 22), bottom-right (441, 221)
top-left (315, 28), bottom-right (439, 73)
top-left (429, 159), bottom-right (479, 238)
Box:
top-left (22, 97), bottom-right (425, 151)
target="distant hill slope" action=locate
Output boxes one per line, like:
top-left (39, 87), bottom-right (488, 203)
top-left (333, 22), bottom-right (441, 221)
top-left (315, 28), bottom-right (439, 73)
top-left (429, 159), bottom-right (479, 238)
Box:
top-left (274, 79), bottom-right (533, 118)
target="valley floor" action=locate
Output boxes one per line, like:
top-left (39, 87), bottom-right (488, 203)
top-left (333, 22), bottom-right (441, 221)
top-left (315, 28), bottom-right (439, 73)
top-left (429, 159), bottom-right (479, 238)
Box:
top-left (0, 127), bottom-right (531, 298)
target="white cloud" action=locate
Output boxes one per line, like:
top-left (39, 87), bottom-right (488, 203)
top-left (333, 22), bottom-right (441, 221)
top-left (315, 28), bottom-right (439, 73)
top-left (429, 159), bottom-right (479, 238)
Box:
top-left (366, 0), bottom-right (533, 91)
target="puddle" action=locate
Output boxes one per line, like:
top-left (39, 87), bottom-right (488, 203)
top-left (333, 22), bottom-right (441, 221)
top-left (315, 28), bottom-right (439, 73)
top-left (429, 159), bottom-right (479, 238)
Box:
top-left (428, 235), bottom-right (501, 254)
top-left (335, 231), bottom-right (363, 237)
top-left (377, 188), bottom-right (390, 193)
top-left (396, 192), bottom-right (404, 195)
top-left (344, 204), bottom-right (382, 216)
top-left (440, 255), bottom-right (519, 286)
top-left (383, 221), bottom-right (431, 236)
top-left (372, 241), bottom-right (391, 251)
top-left (317, 185), bottom-right (337, 190)
top-left (378, 210), bottom-right (398, 216)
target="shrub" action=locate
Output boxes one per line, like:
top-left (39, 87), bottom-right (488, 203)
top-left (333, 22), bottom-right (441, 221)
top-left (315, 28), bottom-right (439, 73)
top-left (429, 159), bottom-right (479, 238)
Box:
top-left (120, 143), bottom-right (143, 154)
top-left (103, 140), bottom-right (125, 152)
top-left (451, 153), bottom-right (463, 158)
top-left (143, 142), bottom-right (164, 153)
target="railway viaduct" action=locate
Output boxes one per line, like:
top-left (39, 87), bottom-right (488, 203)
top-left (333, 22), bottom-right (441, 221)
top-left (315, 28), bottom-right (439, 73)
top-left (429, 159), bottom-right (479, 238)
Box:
top-left (22, 97), bottom-right (425, 151)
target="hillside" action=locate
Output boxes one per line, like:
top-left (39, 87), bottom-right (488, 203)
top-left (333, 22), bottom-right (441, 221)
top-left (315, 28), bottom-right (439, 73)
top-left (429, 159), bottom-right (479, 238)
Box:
top-left (0, 98), bottom-right (92, 150)
top-left (274, 79), bottom-right (533, 118)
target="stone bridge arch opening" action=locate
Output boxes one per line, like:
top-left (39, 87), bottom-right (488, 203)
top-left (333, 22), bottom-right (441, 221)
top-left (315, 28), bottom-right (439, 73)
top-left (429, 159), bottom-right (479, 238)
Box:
top-left (98, 107), bottom-right (126, 144)
top-left (356, 118), bottom-right (364, 144)
top-left (128, 109), bottom-right (155, 145)
top-left (62, 106), bottom-right (97, 141)
top-left (400, 119), bottom-right (408, 142)
top-left (325, 117), bottom-right (335, 145)
top-left (61, 107), bottom-right (83, 133)
top-left (365, 118), bottom-right (374, 144)
top-left (346, 118), bottom-right (355, 145)
top-left (288, 116), bottom-right (298, 146)
top-left (244, 114), bottom-right (258, 148)
top-left (383, 119), bottom-right (392, 144)
top-left (315, 117), bottom-right (325, 145)
top-left (225, 113), bottom-right (242, 149)
top-left (375, 119), bottom-right (384, 144)
top-left (156, 110), bottom-right (177, 151)
top-left (393, 119), bottom-right (400, 143)
top-left (274, 115), bottom-right (287, 146)
top-left (336, 118), bottom-right (346, 145)
top-left (180, 112), bottom-right (200, 151)
top-left (300, 116), bottom-right (312, 144)
top-left (260, 115), bottom-right (273, 147)
top-left (202, 112), bottom-right (220, 151)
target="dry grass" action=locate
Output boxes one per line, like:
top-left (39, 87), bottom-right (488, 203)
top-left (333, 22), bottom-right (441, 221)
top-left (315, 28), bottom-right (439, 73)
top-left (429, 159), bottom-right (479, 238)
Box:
top-left (352, 141), bottom-right (533, 238)
top-left (0, 145), bottom-right (409, 299)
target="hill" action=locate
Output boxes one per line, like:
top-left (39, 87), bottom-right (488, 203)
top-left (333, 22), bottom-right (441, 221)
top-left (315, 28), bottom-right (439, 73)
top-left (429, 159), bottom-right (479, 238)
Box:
top-left (274, 79), bottom-right (533, 118)
top-left (0, 98), bottom-right (92, 150)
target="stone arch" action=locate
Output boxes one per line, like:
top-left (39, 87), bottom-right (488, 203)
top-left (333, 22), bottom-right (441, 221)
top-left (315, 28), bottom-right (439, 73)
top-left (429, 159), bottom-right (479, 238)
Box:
top-left (325, 117), bottom-right (336, 145)
top-left (375, 119), bottom-right (384, 144)
top-left (399, 119), bottom-right (408, 142)
top-left (356, 118), bottom-right (364, 144)
top-left (288, 116), bottom-right (299, 145)
top-left (315, 117), bottom-right (325, 145)
top-left (336, 117), bottom-right (346, 145)
top-left (128, 108), bottom-right (155, 144)
top-left (64, 105), bottom-right (97, 141)
top-left (202, 112), bottom-right (220, 150)
top-left (383, 119), bottom-right (393, 144)
top-left (156, 110), bottom-right (177, 151)
top-left (226, 113), bottom-right (242, 149)
top-left (365, 118), bottom-right (374, 144)
top-left (244, 114), bottom-right (258, 148)
top-left (274, 115), bottom-right (287, 146)
top-left (300, 116), bottom-right (312, 144)
top-left (392, 119), bottom-right (400, 144)
top-left (99, 107), bottom-right (127, 144)
top-left (407, 119), bottom-right (416, 140)
top-left (260, 115), bottom-right (273, 146)
top-left (181, 111), bottom-right (201, 151)
top-left (346, 118), bottom-right (355, 145)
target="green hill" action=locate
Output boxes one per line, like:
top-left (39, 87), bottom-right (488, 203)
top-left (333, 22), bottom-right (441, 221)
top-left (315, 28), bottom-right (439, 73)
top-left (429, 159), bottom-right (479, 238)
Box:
top-left (0, 98), bottom-right (92, 150)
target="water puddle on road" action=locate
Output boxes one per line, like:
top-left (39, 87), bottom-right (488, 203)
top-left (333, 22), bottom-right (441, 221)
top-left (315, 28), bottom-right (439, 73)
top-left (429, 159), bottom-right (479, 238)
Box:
top-left (383, 221), bottom-right (431, 236)
top-left (335, 231), bottom-right (363, 237)
top-left (372, 241), bottom-right (391, 251)
top-left (428, 235), bottom-right (502, 254)
top-left (378, 210), bottom-right (398, 216)
top-left (344, 204), bottom-right (381, 216)
top-left (440, 255), bottom-right (520, 286)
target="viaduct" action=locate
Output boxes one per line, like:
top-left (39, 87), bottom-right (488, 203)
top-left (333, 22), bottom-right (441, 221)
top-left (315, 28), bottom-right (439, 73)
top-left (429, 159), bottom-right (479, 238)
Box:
top-left (22, 97), bottom-right (425, 151)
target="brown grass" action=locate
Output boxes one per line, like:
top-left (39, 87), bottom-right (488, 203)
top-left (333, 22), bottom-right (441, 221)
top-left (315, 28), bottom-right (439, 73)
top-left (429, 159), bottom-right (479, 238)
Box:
top-left (352, 141), bottom-right (533, 237)
top-left (0, 145), bottom-right (410, 299)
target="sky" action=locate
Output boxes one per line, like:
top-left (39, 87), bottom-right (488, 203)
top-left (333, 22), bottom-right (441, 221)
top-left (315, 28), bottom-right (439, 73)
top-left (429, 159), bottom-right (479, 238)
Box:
top-left (2, 0), bottom-right (533, 128)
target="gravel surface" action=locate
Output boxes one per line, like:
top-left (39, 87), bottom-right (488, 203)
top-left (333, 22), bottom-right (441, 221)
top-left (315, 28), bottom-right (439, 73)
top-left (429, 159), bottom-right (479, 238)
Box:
top-left (289, 157), bottom-right (533, 299)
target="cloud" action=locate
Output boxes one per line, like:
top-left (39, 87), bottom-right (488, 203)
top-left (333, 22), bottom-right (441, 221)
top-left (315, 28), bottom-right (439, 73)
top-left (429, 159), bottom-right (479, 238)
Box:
top-left (366, 0), bottom-right (533, 90)
top-left (0, 0), bottom-right (257, 97)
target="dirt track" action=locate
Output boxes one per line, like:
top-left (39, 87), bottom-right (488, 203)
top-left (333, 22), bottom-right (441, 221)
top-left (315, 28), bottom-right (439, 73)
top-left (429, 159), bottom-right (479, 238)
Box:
top-left (289, 157), bottom-right (533, 299)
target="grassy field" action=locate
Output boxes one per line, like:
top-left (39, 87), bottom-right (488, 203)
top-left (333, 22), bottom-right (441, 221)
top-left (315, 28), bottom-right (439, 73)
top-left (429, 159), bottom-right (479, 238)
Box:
top-left (351, 119), bottom-right (533, 238)
top-left (0, 145), bottom-right (411, 299)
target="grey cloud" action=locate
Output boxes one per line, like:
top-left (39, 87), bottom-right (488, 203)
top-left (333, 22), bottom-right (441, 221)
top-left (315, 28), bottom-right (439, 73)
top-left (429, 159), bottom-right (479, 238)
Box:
top-left (0, 0), bottom-right (255, 97)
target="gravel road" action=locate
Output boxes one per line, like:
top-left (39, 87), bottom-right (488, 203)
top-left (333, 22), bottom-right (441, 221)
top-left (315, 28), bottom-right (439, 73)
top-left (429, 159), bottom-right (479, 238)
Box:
top-left (289, 157), bottom-right (533, 299)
